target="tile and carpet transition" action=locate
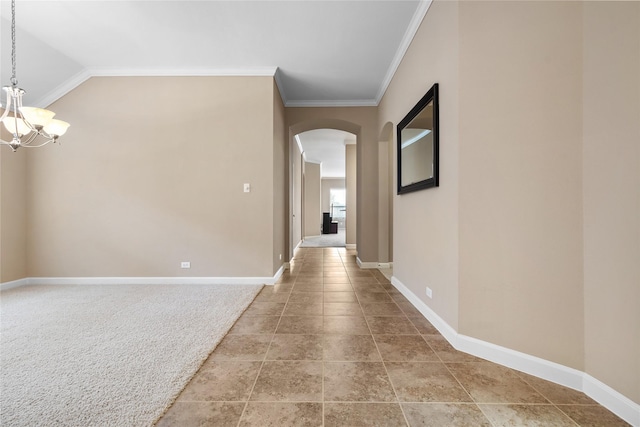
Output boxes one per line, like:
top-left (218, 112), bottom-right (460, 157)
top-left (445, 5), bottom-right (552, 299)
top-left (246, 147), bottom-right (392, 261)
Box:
top-left (157, 248), bottom-right (630, 426)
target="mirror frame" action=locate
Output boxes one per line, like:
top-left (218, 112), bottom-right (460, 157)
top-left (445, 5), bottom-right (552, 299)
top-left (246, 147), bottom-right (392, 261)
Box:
top-left (397, 83), bottom-right (439, 194)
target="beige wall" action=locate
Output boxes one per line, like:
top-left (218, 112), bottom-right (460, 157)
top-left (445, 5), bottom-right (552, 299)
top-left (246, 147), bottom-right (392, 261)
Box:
top-left (273, 81), bottom-right (287, 271)
top-left (458, 1), bottom-right (584, 369)
top-left (321, 178), bottom-right (345, 213)
top-left (380, 0), bottom-right (639, 406)
top-left (0, 141), bottom-right (28, 283)
top-left (290, 140), bottom-right (303, 253)
top-left (303, 161), bottom-right (321, 237)
top-left (286, 107), bottom-right (378, 261)
top-left (25, 76), bottom-right (280, 278)
top-left (346, 144), bottom-right (357, 245)
top-left (378, 0), bottom-right (460, 329)
top-left (583, 1), bottom-right (640, 403)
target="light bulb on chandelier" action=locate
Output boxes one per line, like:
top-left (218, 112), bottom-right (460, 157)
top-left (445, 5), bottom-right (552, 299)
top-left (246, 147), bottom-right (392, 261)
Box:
top-left (0, 0), bottom-right (70, 152)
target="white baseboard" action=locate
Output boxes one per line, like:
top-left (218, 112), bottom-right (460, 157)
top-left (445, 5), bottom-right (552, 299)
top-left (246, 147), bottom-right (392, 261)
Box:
top-left (1, 269), bottom-right (285, 290)
top-left (356, 257), bottom-right (393, 270)
top-left (583, 374), bottom-right (640, 427)
top-left (0, 278), bottom-right (29, 291)
top-left (345, 244), bottom-right (356, 250)
top-left (271, 264), bottom-right (286, 284)
top-left (391, 276), bottom-right (640, 427)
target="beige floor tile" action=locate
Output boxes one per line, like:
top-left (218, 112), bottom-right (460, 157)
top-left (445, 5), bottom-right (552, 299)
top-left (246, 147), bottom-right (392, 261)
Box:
top-left (386, 362), bottom-right (473, 403)
top-left (228, 315), bottom-right (280, 335)
top-left (288, 292), bottom-right (323, 304)
top-left (209, 334), bottom-right (272, 361)
top-left (559, 404), bottom-right (632, 427)
top-left (390, 293), bottom-right (412, 305)
top-left (366, 316), bottom-right (420, 334)
top-left (283, 302), bottom-right (323, 316)
top-left (347, 270), bottom-right (376, 278)
top-left (323, 276), bottom-right (353, 284)
top-left (324, 362), bottom-right (397, 402)
top-left (350, 277), bottom-right (382, 285)
top-left (478, 404), bottom-right (577, 426)
top-left (271, 282), bottom-right (294, 292)
top-left (396, 302), bottom-right (422, 316)
top-left (293, 283), bottom-right (324, 292)
top-left (254, 288), bottom-right (291, 303)
top-left (324, 291), bottom-right (358, 303)
top-left (243, 302), bottom-right (286, 316)
top-left (177, 361), bottom-right (261, 401)
top-left (423, 335), bottom-right (480, 362)
top-left (239, 402), bottom-right (323, 427)
top-left (323, 283), bottom-right (353, 292)
top-left (276, 316), bottom-right (324, 334)
top-left (250, 361), bottom-right (323, 401)
top-left (324, 302), bottom-right (363, 316)
top-left (323, 335), bottom-right (381, 361)
top-left (156, 401), bottom-right (245, 426)
top-left (266, 334), bottom-right (323, 360)
top-left (356, 291), bottom-right (394, 303)
top-left (351, 282), bottom-right (388, 293)
top-left (361, 302), bottom-right (405, 316)
top-left (324, 403), bottom-right (407, 427)
top-left (295, 276), bottom-right (323, 285)
top-left (447, 362), bottom-right (548, 404)
top-left (402, 403), bottom-right (492, 427)
top-left (374, 335), bottom-right (439, 362)
top-left (516, 372), bottom-right (596, 405)
top-left (324, 316), bottom-right (371, 334)
top-left (409, 317), bottom-right (439, 334)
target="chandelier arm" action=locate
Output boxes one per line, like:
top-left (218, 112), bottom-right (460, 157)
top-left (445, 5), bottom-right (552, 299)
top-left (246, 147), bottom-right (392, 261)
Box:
top-left (16, 139), bottom-right (54, 149)
top-left (19, 131), bottom-right (40, 145)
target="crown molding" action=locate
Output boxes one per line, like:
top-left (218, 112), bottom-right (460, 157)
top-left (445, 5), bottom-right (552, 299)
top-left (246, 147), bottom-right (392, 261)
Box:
top-left (285, 99), bottom-right (378, 108)
top-left (34, 68), bottom-right (92, 108)
top-left (273, 67), bottom-right (288, 105)
top-left (87, 66), bottom-right (279, 77)
top-left (375, 0), bottom-right (433, 104)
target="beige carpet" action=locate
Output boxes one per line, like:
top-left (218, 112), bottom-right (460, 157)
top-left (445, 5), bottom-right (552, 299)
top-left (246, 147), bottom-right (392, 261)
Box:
top-left (0, 283), bottom-right (262, 426)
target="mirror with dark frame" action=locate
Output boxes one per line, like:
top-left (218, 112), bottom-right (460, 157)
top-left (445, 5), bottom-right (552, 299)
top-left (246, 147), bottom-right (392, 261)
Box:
top-left (397, 83), bottom-right (439, 194)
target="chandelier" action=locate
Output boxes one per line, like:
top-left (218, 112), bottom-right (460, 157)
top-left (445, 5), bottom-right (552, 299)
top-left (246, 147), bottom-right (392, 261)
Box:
top-left (0, 0), bottom-right (70, 152)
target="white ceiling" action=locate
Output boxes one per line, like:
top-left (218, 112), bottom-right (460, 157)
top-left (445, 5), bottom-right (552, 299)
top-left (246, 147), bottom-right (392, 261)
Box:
top-left (0, 0), bottom-right (430, 108)
top-left (297, 128), bottom-right (355, 178)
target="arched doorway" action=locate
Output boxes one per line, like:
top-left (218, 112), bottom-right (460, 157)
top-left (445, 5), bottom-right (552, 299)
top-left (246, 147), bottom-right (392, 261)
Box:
top-left (295, 129), bottom-right (356, 248)
top-left (288, 119), bottom-right (362, 261)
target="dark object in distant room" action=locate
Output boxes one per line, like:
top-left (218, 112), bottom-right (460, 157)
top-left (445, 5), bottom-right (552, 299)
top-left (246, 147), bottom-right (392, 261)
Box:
top-left (323, 212), bottom-right (338, 234)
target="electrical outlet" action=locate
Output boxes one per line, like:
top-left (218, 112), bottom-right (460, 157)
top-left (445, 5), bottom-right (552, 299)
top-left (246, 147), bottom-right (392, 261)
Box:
top-left (243, 183), bottom-right (251, 193)
top-left (181, 261), bottom-right (191, 269)
top-left (426, 287), bottom-right (433, 299)
top-left (279, 254), bottom-right (282, 261)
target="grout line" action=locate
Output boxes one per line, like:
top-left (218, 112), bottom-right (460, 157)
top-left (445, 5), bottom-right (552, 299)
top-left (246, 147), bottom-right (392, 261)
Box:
top-left (516, 378), bottom-right (582, 427)
top-left (321, 250), bottom-right (325, 427)
top-left (235, 278), bottom-right (292, 427)
top-left (361, 282), bottom-right (411, 427)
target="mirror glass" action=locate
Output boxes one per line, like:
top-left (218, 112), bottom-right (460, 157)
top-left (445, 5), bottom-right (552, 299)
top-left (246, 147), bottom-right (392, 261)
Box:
top-left (397, 83), bottom-right (439, 194)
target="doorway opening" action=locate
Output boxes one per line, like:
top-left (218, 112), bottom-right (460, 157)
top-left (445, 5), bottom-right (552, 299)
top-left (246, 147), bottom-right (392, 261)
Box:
top-left (295, 128), bottom-right (356, 248)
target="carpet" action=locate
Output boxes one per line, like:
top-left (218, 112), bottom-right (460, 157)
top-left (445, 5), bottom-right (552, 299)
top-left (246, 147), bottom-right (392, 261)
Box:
top-left (299, 229), bottom-right (346, 248)
top-left (0, 283), bottom-right (262, 426)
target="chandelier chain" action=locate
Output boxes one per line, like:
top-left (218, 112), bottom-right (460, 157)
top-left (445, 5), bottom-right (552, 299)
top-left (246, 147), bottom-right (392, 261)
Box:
top-left (11, 0), bottom-right (17, 86)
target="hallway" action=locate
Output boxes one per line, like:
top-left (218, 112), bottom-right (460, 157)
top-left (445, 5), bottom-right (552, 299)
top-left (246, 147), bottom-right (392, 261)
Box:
top-left (158, 248), bottom-right (629, 426)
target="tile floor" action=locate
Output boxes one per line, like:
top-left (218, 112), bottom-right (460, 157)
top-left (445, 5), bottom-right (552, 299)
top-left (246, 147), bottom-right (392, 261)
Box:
top-left (156, 248), bottom-right (630, 426)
